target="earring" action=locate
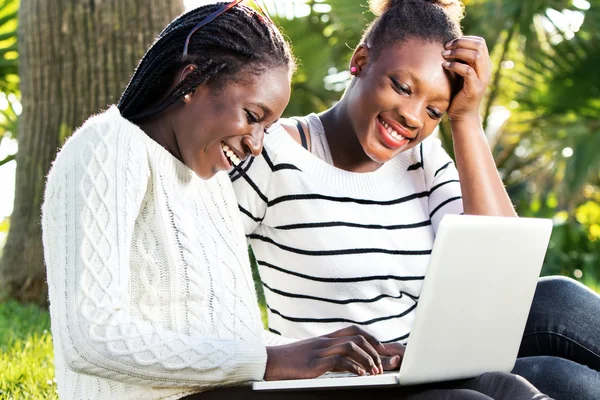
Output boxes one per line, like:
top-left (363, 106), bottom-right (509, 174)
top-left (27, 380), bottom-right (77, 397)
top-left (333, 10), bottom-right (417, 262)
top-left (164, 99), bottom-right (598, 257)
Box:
top-left (350, 66), bottom-right (358, 74)
top-left (184, 94), bottom-right (191, 101)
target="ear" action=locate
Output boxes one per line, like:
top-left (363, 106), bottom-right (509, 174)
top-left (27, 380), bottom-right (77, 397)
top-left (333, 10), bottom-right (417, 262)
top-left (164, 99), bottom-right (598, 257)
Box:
top-left (179, 64), bottom-right (199, 104)
top-left (350, 44), bottom-right (370, 75)
top-left (179, 63), bottom-right (199, 83)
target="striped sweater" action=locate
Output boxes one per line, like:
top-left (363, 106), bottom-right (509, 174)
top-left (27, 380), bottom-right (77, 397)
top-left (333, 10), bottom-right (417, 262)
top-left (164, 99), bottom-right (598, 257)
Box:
top-left (231, 114), bottom-right (464, 344)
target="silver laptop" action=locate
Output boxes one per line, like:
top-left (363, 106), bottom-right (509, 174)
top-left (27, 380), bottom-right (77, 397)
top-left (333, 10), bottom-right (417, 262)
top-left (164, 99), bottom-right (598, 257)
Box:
top-left (253, 214), bottom-right (553, 391)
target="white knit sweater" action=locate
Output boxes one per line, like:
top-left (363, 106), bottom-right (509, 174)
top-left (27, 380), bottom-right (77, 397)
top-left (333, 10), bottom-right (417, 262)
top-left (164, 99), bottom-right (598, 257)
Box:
top-left (41, 107), bottom-right (290, 400)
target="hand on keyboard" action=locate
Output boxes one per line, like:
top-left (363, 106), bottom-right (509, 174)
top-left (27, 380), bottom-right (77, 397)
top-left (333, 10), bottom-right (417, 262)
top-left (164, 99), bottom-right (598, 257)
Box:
top-left (264, 325), bottom-right (404, 381)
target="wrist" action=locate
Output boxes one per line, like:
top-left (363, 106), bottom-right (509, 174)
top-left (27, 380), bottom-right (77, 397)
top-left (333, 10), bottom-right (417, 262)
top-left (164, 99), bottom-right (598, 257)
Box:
top-left (265, 346), bottom-right (275, 380)
top-left (449, 113), bottom-right (482, 125)
top-left (265, 346), bottom-right (286, 381)
top-left (450, 114), bottom-right (484, 138)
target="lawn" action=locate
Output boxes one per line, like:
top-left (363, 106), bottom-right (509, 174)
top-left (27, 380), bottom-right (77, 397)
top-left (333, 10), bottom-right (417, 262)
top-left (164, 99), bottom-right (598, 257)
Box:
top-left (1, 283), bottom-right (598, 399)
top-left (0, 300), bottom-right (56, 399)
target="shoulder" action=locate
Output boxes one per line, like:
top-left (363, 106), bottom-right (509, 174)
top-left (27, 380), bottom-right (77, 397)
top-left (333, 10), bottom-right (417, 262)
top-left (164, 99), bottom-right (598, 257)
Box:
top-left (274, 118), bottom-right (310, 149)
top-left (420, 136), bottom-right (443, 153)
top-left (52, 107), bottom-right (149, 175)
top-left (418, 136), bottom-right (457, 184)
top-left (420, 136), bottom-right (452, 164)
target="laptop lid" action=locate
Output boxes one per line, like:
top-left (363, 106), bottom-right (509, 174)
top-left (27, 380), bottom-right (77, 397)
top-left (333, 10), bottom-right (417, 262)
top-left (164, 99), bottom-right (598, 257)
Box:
top-left (398, 215), bottom-right (553, 385)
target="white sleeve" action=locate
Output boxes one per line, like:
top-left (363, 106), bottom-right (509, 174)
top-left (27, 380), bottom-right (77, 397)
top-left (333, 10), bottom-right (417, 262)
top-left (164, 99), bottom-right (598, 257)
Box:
top-left (422, 138), bottom-right (464, 234)
top-left (42, 123), bottom-right (266, 388)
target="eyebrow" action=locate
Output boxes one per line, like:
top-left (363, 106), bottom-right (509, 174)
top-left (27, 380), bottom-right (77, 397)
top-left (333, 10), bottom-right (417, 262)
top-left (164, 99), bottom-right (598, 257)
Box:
top-left (394, 69), bottom-right (450, 104)
top-left (255, 103), bottom-right (273, 117)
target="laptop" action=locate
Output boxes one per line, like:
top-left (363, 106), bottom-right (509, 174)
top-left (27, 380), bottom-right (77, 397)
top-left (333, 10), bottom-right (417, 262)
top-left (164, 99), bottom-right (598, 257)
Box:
top-left (253, 214), bottom-right (553, 391)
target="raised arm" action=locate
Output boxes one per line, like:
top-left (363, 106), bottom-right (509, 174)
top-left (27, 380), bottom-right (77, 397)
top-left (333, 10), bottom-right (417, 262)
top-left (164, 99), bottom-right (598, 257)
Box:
top-left (442, 36), bottom-right (517, 217)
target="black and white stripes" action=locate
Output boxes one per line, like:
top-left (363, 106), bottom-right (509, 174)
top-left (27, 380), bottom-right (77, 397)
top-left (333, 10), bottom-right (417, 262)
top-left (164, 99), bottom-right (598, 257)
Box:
top-left (231, 118), bottom-right (463, 344)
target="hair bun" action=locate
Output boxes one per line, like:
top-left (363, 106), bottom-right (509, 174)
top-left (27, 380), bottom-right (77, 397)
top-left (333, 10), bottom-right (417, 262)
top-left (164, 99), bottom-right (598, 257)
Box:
top-left (369, 0), bottom-right (464, 23)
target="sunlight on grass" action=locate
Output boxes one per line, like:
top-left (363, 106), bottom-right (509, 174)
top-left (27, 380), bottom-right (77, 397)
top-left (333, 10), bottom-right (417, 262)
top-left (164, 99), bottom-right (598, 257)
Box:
top-left (0, 301), bottom-right (57, 399)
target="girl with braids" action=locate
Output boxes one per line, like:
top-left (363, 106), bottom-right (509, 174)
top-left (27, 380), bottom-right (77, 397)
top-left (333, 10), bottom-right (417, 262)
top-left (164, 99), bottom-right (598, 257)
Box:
top-left (41, 2), bottom-right (431, 399)
top-left (232, 0), bottom-right (600, 399)
top-left (42, 2), bottom-right (544, 399)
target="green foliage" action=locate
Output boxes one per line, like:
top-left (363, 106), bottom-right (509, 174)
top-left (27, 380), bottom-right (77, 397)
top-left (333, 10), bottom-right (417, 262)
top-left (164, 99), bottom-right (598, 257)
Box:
top-left (0, 0), bottom-right (18, 169)
top-left (0, 300), bottom-right (57, 399)
top-left (249, 246), bottom-right (269, 327)
top-left (529, 197), bottom-right (600, 285)
top-left (0, 0), bottom-right (18, 94)
top-left (0, 217), bottom-right (8, 232)
top-left (481, 0), bottom-right (600, 284)
top-left (489, 0), bottom-right (600, 205)
top-left (0, 93), bottom-right (18, 138)
top-left (543, 220), bottom-right (600, 283)
top-left (272, 0), bottom-right (374, 117)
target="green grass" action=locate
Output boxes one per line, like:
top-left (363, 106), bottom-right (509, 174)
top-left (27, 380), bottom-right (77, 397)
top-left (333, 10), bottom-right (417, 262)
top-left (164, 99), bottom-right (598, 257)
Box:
top-left (0, 300), bottom-right (57, 400)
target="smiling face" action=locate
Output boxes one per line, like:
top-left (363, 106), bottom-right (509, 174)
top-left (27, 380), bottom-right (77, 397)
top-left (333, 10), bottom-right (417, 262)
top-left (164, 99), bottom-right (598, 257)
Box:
top-left (345, 37), bottom-right (455, 164)
top-left (174, 66), bottom-right (291, 179)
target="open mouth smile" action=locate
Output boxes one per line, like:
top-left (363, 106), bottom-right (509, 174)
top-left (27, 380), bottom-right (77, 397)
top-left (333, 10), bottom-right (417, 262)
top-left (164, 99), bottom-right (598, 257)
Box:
top-left (376, 116), bottom-right (414, 149)
top-left (220, 141), bottom-right (242, 167)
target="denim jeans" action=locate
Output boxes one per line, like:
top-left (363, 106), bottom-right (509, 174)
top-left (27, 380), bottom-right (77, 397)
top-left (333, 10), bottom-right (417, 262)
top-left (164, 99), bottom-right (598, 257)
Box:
top-left (512, 276), bottom-right (600, 400)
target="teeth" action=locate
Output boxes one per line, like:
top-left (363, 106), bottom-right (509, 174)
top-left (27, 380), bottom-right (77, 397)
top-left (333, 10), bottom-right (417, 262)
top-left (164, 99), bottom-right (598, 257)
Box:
top-left (380, 118), bottom-right (410, 141)
top-left (221, 143), bottom-right (241, 166)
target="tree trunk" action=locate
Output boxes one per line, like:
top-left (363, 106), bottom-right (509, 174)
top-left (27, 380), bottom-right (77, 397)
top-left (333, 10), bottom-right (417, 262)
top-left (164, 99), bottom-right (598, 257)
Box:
top-left (1, 0), bottom-right (184, 305)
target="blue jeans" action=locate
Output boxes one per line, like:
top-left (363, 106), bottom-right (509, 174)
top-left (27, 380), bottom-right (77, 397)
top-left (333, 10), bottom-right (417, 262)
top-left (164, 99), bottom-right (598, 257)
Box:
top-left (512, 276), bottom-right (600, 400)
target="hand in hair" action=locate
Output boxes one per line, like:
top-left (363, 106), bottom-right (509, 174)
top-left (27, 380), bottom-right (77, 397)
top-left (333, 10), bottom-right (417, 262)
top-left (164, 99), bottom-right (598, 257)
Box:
top-left (264, 325), bottom-right (405, 380)
top-left (442, 36), bottom-right (492, 122)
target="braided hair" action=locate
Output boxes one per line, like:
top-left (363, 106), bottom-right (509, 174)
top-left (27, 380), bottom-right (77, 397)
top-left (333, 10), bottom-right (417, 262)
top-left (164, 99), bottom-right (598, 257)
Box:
top-left (364, 0), bottom-right (464, 59)
top-left (118, 3), bottom-right (295, 122)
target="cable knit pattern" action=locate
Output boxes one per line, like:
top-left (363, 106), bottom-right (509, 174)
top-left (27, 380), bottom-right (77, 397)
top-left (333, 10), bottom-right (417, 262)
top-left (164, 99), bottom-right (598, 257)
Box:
top-left (41, 106), bottom-right (281, 400)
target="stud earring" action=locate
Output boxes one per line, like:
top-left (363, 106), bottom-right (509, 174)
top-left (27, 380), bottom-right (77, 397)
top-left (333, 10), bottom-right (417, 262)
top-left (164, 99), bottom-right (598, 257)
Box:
top-left (350, 66), bottom-right (358, 74)
top-left (184, 94), bottom-right (191, 101)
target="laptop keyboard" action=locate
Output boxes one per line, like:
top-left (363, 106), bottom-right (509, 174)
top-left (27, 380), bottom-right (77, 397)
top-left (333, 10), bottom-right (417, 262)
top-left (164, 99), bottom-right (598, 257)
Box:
top-left (318, 371), bottom-right (398, 379)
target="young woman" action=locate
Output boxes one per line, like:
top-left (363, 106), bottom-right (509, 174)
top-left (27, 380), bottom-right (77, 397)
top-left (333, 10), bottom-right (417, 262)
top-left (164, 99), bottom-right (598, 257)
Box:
top-left (41, 2), bottom-right (548, 399)
top-left (231, 0), bottom-right (600, 399)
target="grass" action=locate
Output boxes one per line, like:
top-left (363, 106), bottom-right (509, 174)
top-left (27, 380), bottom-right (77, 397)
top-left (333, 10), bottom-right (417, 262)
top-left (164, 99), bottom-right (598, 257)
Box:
top-left (0, 300), bottom-right (57, 400)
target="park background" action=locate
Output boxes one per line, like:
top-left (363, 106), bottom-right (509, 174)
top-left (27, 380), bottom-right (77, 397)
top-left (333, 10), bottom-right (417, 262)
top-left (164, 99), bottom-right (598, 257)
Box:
top-left (0, 0), bottom-right (598, 398)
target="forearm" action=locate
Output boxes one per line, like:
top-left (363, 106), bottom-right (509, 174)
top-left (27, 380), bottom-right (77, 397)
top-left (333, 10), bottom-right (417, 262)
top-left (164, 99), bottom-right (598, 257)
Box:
top-left (451, 118), bottom-right (517, 217)
top-left (65, 302), bottom-right (267, 387)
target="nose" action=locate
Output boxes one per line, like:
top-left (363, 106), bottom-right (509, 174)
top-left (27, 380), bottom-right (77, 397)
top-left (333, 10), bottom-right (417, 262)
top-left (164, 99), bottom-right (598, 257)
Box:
top-left (242, 127), bottom-right (264, 158)
top-left (398, 100), bottom-right (424, 130)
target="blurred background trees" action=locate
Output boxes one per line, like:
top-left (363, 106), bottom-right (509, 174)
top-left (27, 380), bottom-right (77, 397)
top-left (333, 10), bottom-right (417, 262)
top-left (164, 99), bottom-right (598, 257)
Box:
top-left (0, 0), bottom-right (598, 307)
